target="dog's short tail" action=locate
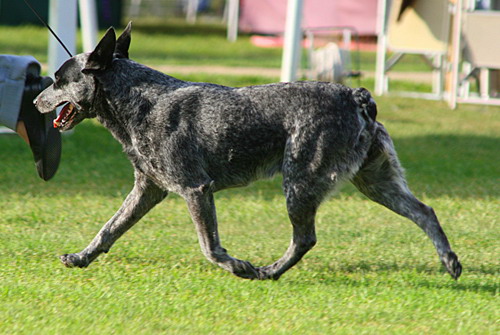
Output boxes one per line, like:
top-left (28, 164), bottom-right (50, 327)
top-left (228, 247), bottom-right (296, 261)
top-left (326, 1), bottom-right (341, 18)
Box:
top-left (352, 87), bottom-right (377, 122)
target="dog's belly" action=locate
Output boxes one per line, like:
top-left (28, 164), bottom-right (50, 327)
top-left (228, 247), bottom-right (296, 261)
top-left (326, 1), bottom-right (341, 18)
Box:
top-left (125, 125), bottom-right (285, 193)
top-left (207, 151), bottom-right (284, 190)
top-left (202, 132), bottom-right (286, 190)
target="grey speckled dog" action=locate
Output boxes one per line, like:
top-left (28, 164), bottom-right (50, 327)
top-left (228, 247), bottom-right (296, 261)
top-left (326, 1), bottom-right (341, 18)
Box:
top-left (35, 24), bottom-right (462, 280)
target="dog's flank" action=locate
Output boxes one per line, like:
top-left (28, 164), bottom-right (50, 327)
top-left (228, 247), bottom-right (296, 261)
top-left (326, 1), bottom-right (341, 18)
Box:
top-left (35, 24), bottom-right (461, 280)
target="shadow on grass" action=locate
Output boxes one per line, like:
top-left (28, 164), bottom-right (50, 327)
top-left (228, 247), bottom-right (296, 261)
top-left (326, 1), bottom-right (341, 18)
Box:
top-left (0, 121), bottom-right (497, 199)
top-left (329, 260), bottom-right (498, 277)
top-left (305, 262), bottom-right (498, 295)
top-left (386, 134), bottom-right (499, 198)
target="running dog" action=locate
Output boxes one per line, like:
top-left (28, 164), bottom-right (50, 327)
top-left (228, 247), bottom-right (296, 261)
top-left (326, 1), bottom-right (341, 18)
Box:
top-left (35, 24), bottom-right (462, 280)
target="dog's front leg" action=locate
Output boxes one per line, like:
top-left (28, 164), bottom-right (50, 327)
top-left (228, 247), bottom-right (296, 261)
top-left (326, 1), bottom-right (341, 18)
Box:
top-left (60, 172), bottom-right (168, 268)
top-left (185, 185), bottom-right (265, 279)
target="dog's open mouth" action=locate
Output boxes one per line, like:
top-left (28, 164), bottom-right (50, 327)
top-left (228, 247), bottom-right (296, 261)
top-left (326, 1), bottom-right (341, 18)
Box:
top-left (53, 102), bottom-right (77, 129)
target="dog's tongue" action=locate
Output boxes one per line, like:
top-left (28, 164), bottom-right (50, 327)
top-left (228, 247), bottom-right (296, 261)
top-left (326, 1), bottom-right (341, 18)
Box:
top-left (53, 103), bottom-right (73, 128)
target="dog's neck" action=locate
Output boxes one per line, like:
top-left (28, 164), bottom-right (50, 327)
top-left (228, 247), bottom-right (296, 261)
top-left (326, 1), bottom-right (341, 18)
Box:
top-left (93, 59), bottom-right (186, 147)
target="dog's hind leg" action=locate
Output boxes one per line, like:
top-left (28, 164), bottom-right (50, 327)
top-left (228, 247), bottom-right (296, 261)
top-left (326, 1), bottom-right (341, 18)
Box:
top-left (184, 184), bottom-right (264, 279)
top-left (257, 185), bottom-right (320, 280)
top-left (351, 126), bottom-right (462, 279)
top-left (60, 171), bottom-right (168, 268)
top-left (257, 136), bottom-right (336, 280)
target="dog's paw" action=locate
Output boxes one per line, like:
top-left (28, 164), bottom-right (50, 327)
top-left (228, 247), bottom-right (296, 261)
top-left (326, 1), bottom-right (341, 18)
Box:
top-left (441, 251), bottom-right (462, 280)
top-left (256, 265), bottom-right (282, 280)
top-left (59, 253), bottom-right (88, 268)
top-left (230, 260), bottom-right (261, 280)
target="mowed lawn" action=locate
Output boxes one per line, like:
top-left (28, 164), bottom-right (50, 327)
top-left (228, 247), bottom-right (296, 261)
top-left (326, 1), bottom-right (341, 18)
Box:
top-left (1, 23), bottom-right (499, 334)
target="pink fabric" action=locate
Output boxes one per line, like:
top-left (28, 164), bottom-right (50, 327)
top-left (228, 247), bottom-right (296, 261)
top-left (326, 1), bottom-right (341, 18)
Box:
top-left (239, 0), bottom-right (378, 36)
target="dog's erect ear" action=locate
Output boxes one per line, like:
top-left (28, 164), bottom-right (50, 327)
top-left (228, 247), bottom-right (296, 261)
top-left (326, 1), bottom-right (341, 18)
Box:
top-left (82, 27), bottom-right (116, 74)
top-left (115, 22), bottom-right (132, 59)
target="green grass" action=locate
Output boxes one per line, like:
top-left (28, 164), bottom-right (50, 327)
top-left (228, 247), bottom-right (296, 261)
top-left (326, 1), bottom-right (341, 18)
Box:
top-left (0, 22), bottom-right (283, 69)
top-left (0, 21), bottom-right (499, 334)
top-left (1, 94), bottom-right (498, 334)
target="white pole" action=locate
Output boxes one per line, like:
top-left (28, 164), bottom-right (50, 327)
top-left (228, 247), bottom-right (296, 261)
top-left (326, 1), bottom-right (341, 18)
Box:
top-left (280, 0), bottom-right (303, 82)
top-left (48, 0), bottom-right (77, 76)
top-left (79, 0), bottom-right (98, 52)
top-left (186, 0), bottom-right (199, 24)
top-left (449, 0), bottom-right (463, 109)
top-left (375, 0), bottom-right (389, 96)
top-left (129, 0), bottom-right (142, 17)
top-left (227, 0), bottom-right (239, 42)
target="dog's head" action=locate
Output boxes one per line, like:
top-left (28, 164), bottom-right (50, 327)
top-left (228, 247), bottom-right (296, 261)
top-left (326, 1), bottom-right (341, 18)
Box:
top-left (35, 22), bottom-right (132, 131)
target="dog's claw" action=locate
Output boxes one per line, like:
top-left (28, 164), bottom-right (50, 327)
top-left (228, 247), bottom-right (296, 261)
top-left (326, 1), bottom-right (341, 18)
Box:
top-left (59, 253), bottom-right (88, 268)
top-left (229, 260), bottom-right (261, 280)
top-left (255, 265), bottom-right (281, 280)
top-left (441, 251), bottom-right (462, 280)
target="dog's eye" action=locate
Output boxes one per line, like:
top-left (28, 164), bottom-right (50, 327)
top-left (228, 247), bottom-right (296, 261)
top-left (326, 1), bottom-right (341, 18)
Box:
top-left (53, 75), bottom-right (60, 88)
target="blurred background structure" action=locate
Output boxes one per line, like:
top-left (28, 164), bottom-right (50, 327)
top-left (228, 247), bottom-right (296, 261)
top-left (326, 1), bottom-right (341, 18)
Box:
top-left (376, 0), bottom-right (500, 108)
top-left (1, 0), bottom-right (500, 108)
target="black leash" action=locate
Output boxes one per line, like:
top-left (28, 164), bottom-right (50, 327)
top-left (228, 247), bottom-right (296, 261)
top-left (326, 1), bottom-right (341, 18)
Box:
top-left (23, 0), bottom-right (73, 58)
